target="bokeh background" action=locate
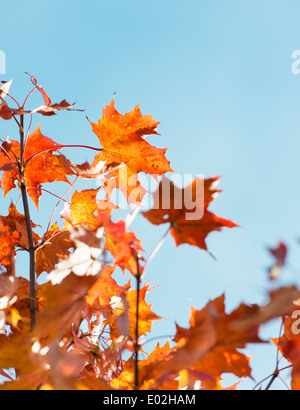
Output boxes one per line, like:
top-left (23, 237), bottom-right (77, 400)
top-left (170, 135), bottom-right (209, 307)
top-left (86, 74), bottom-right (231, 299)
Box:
top-left (1, 0), bottom-right (300, 389)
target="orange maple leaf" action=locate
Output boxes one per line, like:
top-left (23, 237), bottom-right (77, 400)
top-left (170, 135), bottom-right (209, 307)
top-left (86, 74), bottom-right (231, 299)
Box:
top-left (272, 307), bottom-right (300, 390)
top-left (64, 188), bottom-right (100, 230)
top-left (105, 219), bottom-right (144, 277)
top-left (142, 176), bottom-right (238, 251)
top-left (0, 126), bottom-right (75, 208)
top-left (61, 188), bottom-right (115, 230)
top-left (85, 265), bottom-right (130, 318)
top-left (89, 100), bottom-right (173, 204)
top-left (138, 287), bottom-right (300, 390)
top-left (36, 223), bottom-right (74, 277)
top-left (108, 281), bottom-right (161, 341)
top-left (0, 203), bottom-right (39, 266)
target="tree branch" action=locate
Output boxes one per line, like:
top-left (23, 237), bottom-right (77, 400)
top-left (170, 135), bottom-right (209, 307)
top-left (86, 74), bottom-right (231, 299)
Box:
top-left (19, 114), bottom-right (37, 331)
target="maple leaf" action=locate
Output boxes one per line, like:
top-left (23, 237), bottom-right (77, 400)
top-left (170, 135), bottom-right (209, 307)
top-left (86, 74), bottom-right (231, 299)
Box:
top-left (138, 287), bottom-right (300, 389)
top-left (108, 281), bottom-right (161, 342)
top-left (189, 348), bottom-right (252, 390)
top-left (34, 229), bottom-right (106, 343)
top-left (0, 81), bottom-right (15, 120)
top-left (142, 176), bottom-right (238, 251)
top-left (32, 100), bottom-right (82, 116)
top-left (61, 188), bottom-right (115, 231)
top-left (0, 101), bottom-right (14, 120)
top-left (85, 265), bottom-right (130, 318)
top-left (0, 104), bottom-right (30, 120)
top-left (47, 226), bottom-right (104, 285)
top-left (105, 219), bottom-right (144, 277)
top-left (271, 301), bottom-right (300, 390)
top-left (267, 241), bottom-right (288, 280)
top-left (25, 73), bottom-right (52, 106)
top-left (0, 332), bottom-right (49, 390)
top-left (9, 278), bottom-right (52, 332)
top-left (0, 203), bottom-right (39, 266)
top-left (0, 257), bottom-right (19, 333)
top-left (0, 139), bottom-right (20, 193)
top-left (25, 72), bottom-right (83, 116)
top-left (0, 80), bottom-right (13, 100)
top-left (89, 100), bottom-right (173, 204)
top-left (34, 276), bottom-right (94, 341)
top-left (0, 126), bottom-right (76, 208)
top-left (138, 342), bottom-right (181, 390)
top-left (36, 223), bottom-right (74, 277)
top-left (63, 188), bottom-right (101, 230)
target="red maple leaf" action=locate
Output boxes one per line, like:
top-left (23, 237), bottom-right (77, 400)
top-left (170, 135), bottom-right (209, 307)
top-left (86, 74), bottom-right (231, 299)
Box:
top-left (0, 126), bottom-right (76, 208)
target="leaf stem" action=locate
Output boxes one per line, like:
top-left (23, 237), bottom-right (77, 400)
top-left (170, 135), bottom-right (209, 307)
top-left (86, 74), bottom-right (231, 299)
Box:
top-left (22, 87), bottom-right (38, 109)
top-left (24, 144), bottom-right (102, 166)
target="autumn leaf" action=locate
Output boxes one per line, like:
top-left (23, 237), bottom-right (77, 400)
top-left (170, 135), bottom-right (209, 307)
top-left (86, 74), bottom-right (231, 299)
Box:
top-left (61, 188), bottom-right (115, 231)
top-left (0, 81), bottom-right (16, 120)
top-left (10, 278), bottom-right (52, 330)
top-left (142, 176), bottom-right (238, 252)
top-left (4, 77), bottom-right (298, 391)
top-left (35, 234), bottom-right (105, 342)
top-left (85, 265), bottom-right (130, 318)
top-left (0, 101), bottom-right (14, 120)
top-left (105, 219), bottom-right (144, 277)
top-left (0, 80), bottom-right (13, 100)
top-left (25, 73), bottom-right (52, 106)
top-left (36, 223), bottom-right (74, 277)
top-left (34, 274), bottom-right (92, 340)
top-left (63, 188), bottom-right (101, 230)
top-left (108, 281), bottom-right (161, 342)
top-left (10, 277), bottom-right (33, 327)
top-left (267, 241), bottom-right (288, 280)
top-left (0, 139), bottom-right (20, 193)
top-left (0, 333), bottom-right (49, 390)
top-left (89, 100), bottom-right (173, 204)
top-left (138, 287), bottom-right (300, 389)
top-left (138, 342), bottom-right (181, 390)
top-left (25, 72), bottom-right (83, 116)
top-left (0, 258), bottom-right (17, 307)
top-left (0, 203), bottom-right (39, 266)
top-left (110, 343), bottom-right (179, 391)
top-left (272, 304), bottom-right (300, 390)
top-left (0, 126), bottom-right (76, 208)
top-left (47, 226), bottom-right (104, 285)
top-left (32, 100), bottom-right (82, 116)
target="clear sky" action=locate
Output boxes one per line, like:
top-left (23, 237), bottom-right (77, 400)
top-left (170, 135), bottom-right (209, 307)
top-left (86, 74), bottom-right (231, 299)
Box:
top-left (1, 0), bottom-right (300, 389)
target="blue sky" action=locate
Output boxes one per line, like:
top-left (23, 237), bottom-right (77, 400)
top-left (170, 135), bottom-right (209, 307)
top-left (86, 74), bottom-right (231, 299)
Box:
top-left (1, 0), bottom-right (300, 389)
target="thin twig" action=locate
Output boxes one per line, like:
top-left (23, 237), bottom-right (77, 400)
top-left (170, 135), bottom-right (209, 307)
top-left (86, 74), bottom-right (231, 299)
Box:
top-left (22, 87), bottom-right (38, 109)
top-left (46, 175), bottom-right (79, 232)
top-left (134, 251), bottom-right (142, 390)
top-left (142, 225), bottom-right (171, 279)
top-left (264, 317), bottom-right (286, 390)
top-left (23, 113), bottom-right (33, 157)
